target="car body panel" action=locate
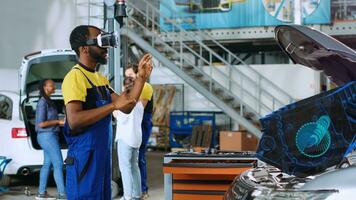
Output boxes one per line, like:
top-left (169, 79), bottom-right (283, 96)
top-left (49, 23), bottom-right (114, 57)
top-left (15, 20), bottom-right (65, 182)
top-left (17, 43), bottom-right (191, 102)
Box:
top-left (275, 25), bottom-right (356, 85)
top-left (224, 25), bottom-right (356, 199)
top-left (0, 49), bottom-right (76, 176)
top-left (0, 90), bottom-right (47, 175)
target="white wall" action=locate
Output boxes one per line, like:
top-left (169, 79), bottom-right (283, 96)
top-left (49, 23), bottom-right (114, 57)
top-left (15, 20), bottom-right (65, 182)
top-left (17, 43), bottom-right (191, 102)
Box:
top-left (150, 63), bottom-right (319, 112)
top-left (150, 62), bottom-right (220, 111)
top-left (0, 69), bottom-right (19, 92)
top-left (0, 0), bottom-right (103, 70)
top-left (250, 64), bottom-right (320, 100)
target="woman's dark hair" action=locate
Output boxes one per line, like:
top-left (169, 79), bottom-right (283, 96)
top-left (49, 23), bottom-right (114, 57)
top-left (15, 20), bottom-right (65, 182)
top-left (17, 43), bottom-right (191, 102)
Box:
top-left (123, 77), bottom-right (134, 93)
top-left (39, 79), bottom-right (54, 107)
top-left (125, 63), bottom-right (138, 74)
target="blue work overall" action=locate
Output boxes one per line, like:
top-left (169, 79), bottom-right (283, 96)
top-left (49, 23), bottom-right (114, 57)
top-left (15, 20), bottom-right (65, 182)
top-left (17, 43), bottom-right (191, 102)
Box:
top-left (64, 68), bottom-right (112, 200)
top-left (139, 112), bottom-right (153, 193)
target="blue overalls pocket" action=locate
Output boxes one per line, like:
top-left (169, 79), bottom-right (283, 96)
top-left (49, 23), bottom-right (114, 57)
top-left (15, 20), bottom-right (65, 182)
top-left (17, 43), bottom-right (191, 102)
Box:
top-left (66, 149), bottom-right (98, 199)
top-left (76, 150), bottom-right (94, 183)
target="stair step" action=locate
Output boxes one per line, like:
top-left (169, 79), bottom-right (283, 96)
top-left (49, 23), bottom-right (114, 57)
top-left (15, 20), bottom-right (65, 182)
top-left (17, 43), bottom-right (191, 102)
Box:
top-left (153, 41), bottom-right (166, 48)
top-left (222, 94), bottom-right (234, 102)
top-left (141, 30), bottom-right (159, 40)
top-left (188, 70), bottom-right (204, 78)
top-left (129, 10), bottom-right (143, 19)
top-left (243, 112), bottom-right (256, 120)
top-left (182, 64), bottom-right (194, 70)
top-left (201, 79), bottom-right (210, 86)
top-left (168, 53), bottom-right (181, 61)
top-left (212, 87), bottom-right (235, 102)
top-left (141, 34), bottom-right (152, 41)
top-left (232, 102), bottom-right (243, 111)
top-left (156, 45), bottom-right (169, 52)
top-left (213, 87), bottom-right (223, 94)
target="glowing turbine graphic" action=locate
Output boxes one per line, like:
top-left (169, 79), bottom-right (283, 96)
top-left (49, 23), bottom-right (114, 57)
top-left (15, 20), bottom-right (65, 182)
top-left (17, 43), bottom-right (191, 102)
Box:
top-left (296, 115), bottom-right (331, 158)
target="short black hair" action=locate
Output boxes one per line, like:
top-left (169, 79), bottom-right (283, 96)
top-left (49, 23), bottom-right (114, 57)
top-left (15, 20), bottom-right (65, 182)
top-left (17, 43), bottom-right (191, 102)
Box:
top-left (69, 25), bottom-right (100, 56)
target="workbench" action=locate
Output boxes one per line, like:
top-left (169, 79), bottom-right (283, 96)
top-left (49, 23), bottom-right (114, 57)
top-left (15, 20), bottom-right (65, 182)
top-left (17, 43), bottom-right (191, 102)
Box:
top-left (163, 151), bottom-right (256, 200)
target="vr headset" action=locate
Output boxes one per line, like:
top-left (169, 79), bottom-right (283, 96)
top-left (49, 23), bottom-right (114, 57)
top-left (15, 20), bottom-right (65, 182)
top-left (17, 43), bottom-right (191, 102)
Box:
top-left (86, 31), bottom-right (119, 48)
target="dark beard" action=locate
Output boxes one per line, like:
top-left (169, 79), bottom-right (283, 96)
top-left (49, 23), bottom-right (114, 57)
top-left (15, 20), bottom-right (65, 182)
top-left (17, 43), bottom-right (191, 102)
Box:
top-left (89, 46), bottom-right (107, 65)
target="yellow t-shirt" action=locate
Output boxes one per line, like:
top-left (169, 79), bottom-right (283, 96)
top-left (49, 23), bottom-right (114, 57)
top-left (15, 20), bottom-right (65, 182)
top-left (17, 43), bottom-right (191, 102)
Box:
top-left (140, 82), bottom-right (153, 101)
top-left (62, 64), bottom-right (114, 109)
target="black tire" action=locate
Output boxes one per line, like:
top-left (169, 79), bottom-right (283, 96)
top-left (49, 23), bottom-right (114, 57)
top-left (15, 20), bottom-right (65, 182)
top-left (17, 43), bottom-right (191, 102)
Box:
top-left (0, 175), bottom-right (11, 187)
top-left (111, 180), bottom-right (119, 198)
top-left (113, 177), bottom-right (123, 196)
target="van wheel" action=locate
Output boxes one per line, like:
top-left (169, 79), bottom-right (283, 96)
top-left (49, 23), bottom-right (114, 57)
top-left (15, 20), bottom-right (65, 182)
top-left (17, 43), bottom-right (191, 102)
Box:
top-left (111, 180), bottom-right (119, 198)
top-left (0, 175), bottom-right (11, 187)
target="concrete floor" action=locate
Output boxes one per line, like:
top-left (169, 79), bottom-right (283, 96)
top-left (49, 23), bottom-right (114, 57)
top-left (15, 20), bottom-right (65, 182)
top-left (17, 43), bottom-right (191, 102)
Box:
top-left (0, 151), bottom-right (166, 200)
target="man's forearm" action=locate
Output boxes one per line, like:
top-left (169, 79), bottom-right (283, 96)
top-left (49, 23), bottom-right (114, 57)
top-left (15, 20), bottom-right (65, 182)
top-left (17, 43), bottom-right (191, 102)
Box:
top-left (117, 77), bottom-right (146, 114)
top-left (67, 103), bottom-right (115, 132)
top-left (129, 76), bottom-right (146, 102)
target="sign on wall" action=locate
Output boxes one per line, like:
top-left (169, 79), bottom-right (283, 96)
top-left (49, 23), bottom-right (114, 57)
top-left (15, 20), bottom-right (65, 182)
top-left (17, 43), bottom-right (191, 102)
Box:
top-left (160, 0), bottom-right (331, 30)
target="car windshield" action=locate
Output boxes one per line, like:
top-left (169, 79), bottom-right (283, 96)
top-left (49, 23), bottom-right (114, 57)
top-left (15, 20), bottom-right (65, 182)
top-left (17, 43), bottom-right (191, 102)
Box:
top-left (25, 59), bottom-right (76, 95)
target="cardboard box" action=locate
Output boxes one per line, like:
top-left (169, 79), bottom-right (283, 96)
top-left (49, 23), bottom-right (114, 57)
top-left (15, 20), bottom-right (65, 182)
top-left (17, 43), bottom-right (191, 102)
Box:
top-left (219, 131), bottom-right (258, 151)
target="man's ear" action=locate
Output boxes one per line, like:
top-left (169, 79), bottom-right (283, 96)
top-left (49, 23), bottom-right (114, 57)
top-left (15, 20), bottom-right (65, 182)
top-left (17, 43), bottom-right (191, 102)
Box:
top-left (79, 46), bottom-right (89, 54)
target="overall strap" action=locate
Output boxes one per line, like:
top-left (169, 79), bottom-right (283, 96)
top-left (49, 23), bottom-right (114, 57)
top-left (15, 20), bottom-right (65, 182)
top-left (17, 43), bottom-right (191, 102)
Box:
top-left (73, 67), bottom-right (95, 88)
top-left (73, 67), bottom-right (103, 100)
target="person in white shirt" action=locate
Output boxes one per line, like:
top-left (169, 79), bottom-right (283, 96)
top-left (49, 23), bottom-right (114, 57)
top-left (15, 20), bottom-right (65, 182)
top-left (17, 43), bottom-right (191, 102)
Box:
top-left (113, 77), bottom-right (149, 200)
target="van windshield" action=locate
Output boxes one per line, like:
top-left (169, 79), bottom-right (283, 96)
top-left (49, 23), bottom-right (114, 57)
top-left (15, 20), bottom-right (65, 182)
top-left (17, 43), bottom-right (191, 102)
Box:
top-left (26, 60), bottom-right (76, 84)
top-left (26, 60), bottom-right (76, 94)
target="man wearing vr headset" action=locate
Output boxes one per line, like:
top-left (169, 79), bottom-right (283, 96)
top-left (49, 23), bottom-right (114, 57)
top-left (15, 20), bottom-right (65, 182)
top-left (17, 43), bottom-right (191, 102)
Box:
top-left (61, 25), bottom-right (152, 200)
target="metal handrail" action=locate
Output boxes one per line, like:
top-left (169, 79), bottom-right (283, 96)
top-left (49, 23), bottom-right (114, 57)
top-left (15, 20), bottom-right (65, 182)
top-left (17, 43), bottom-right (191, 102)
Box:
top-left (126, 0), bottom-right (292, 115)
top-left (126, 1), bottom-right (281, 115)
top-left (126, 14), bottom-right (267, 116)
top-left (127, 8), bottom-right (280, 117)
top-left (157, 0), bottom-right (294, 103)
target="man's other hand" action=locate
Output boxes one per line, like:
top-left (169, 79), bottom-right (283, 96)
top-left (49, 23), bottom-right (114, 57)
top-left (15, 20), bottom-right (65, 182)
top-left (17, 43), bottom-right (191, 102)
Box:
top-left (112, 94), bottom-right (137, 112)
top-left (138, 53), bottom-right (153, 80)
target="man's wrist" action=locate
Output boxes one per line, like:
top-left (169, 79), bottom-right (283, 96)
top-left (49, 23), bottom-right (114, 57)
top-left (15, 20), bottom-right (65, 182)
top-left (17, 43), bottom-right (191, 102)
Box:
top-left (109, 102), bottom-right (116, 111)
top-left (136, 75), bottom-right (146, 82)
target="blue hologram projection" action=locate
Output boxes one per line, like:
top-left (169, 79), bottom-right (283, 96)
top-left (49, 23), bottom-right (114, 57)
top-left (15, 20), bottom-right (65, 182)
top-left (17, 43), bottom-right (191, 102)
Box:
top-left (296, 115), bottom-right (331, 158)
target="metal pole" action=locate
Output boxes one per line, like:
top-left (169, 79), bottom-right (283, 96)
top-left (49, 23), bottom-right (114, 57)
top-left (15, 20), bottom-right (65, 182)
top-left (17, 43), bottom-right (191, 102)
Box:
top-left (104, 0), bottom-right (124, 187)
top-left (114, 23), bottom-right (121, 92)
top-left (105, 3), bottom-right (121, 92)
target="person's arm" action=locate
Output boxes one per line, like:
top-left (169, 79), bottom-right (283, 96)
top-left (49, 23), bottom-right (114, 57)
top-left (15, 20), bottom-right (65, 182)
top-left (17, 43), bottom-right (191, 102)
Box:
top-left (38, 120), bottom-right (63, 128)
top-left (36, 100), bottom-right (63, 128)
top-left (111, 53), bottom-right (153, 113)
top-left (66, 95), bottom-right (136, 133)
top-left (63, 68), bottom-right (137, 133)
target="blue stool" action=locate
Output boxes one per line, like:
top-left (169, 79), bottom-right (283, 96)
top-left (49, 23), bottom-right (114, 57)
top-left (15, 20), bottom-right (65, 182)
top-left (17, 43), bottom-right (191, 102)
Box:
top-left (0, 156), bottom-right (12, 192)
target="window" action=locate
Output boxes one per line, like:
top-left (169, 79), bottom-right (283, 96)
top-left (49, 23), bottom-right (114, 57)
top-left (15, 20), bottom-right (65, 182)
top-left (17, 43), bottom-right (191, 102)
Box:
top-left (0, 94), bottom-right (13, 120)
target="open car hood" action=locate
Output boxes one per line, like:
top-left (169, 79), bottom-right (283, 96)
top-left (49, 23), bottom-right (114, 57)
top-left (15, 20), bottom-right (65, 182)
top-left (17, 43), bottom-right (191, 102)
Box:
top-left (275, 25), bottom-right (356, 85)
top-left (20, 50), bottom-right (77, 102)
top-left (256, 26), bottom-right (356, 177)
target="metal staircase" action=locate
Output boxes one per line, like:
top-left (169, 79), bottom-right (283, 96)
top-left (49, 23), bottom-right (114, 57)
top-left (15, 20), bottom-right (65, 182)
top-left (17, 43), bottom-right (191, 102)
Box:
top-left (121, 0), bottom-right (295, 138)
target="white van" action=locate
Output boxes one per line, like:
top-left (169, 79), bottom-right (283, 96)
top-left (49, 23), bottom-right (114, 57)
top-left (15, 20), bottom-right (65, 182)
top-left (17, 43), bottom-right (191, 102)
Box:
top-left (1, 49), bottom-right (121, 196)
top-left (0, 49), bottom-right (77, 186)
top-left (0, 90), bottom-right (24, 186)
